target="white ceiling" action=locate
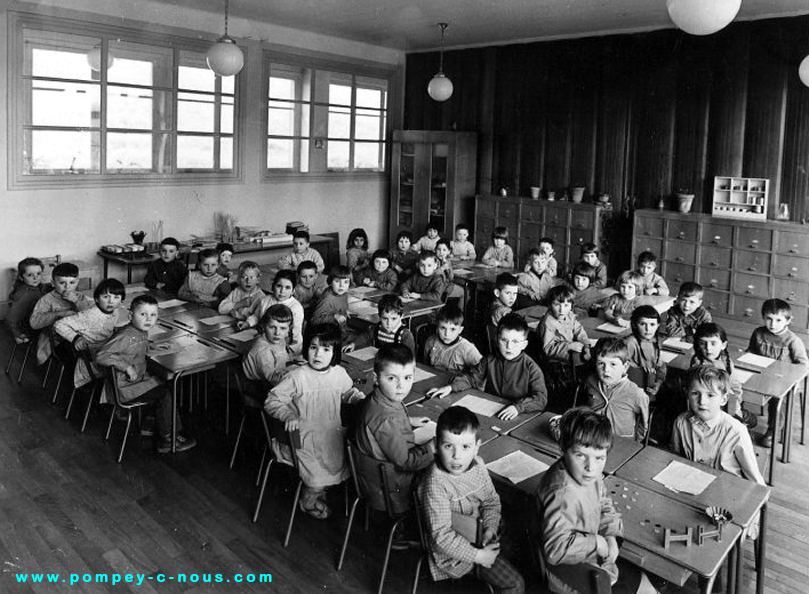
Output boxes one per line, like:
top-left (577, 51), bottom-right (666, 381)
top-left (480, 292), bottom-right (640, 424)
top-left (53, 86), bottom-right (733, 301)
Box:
top-left (153, 0), bottom-right (809, 50)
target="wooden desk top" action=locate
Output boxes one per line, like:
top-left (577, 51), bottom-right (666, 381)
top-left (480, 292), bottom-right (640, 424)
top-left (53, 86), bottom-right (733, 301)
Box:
top-left (147, 333), bottom-right (238, 376)
top-left (478, 434), bottom-right (556, 494)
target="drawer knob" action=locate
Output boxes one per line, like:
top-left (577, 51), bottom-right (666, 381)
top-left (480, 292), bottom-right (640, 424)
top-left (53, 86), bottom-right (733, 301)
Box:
top-left (676, 257), bottom-right (684, 262)
top-left (677, 231), bottom-right (685, 239)
top-left (746, 285), bottom-right (755, 294)
top-left (789, 248), bottom-right (798, 254)
top-left (788, 293), bottom-right (796, 301)
top-left (713, 235), bottom-right (722, 243)
top-left (710, 261), bottom-right (719, 267)
top-left (674, 276), bottom-right (683, 283)
top-left (744, 308), bottom-right (754, 317)
top-left (750, 240), bottom-right (759, 248)
top-left (747, 266), bottom-right (757, 272)
top-left (707, 304), bottom-right (715, 310)
top-left (709, 279), bottom-right (718, 287)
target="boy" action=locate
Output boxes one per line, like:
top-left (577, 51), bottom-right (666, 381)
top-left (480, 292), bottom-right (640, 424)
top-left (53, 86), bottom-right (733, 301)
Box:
top-left (580, 243), bottom-right (607, 289)
top-left (523, 238), bottom-right (558, 278)
top-left (54, 279), bottom-right (126, 389)
top-left (664, 281), bottom-right (711, 340)
top-left (344, 294), bottom-right (416, 354)
top-left (418, 406), bottom-right (525, 594)
top-left (516, 248), bottom-right (554, 305)
top-left (355, 344), bottom-right (434, 515)
top-left (636, 251), bottom-right (669, 296)
top-left (428, 314), bottom-right (547, 422)
top-left (241, 269), bottom-right (304, 355)
top-left (390, 231), bottom-right (418, 281)
top-left (413, 222), bottom-right (441, 253)
top-left (218, 261), bottom-right (264, 320)
top-left (400, 251), bottom-right (448, 302)
top-left (424, 304), bottom-right (483, 373)
top-left (278, 230), bottom-right (325, 273)
top-left (293, 260), bottom-right (325, 316)
top-left (96, 295), bottom-right (196, 454)
top-left (215, 242), bottom-right (235, 282)
top-left (538, 285), bottom-right (590, 364)
top-left (747, 298), bottom-right (809, 447)
top-left (580, 337), bottom-right (649, 442)
top-left (242, 304), bottom-right (293, 389)
top-left (178, 248), bottom-right (231, 307)
top-left (624, 305), bottom-right (666, 398)
top-left (602, 271), bottom-right (645, 328)
top-left (362, 250), bottom-right (399, 292)
top-left (310, 265), bottom-right (352, 330)
top-left (144, 237), bottom-right (187, 294)
top-left (570, 262), bottom-right (608, 317)
top-left (490, 273), bottom-right (519, 328)
top-left (30, 262), bottom-right (95, 365)
top-left (449, 223), bottom-right (476, 262)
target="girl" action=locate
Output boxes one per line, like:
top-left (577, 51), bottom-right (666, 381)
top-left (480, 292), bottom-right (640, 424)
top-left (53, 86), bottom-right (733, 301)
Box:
top-left (345, 228), bottom-right (370, 285)
top-left (240, 269), bottom-right (304, 356)
top-left (481, 226), bottom-right (514, 268)
top-left (691, 322), bottom-right (757, 429)
top-left (264, 323), bottom-right (365, 519)
top-left (6, 257), bottom-right (50, 344)
top-left (602, 271), bottom-right (644, 327)
top-left (361, 250), bottom-right (398, 292)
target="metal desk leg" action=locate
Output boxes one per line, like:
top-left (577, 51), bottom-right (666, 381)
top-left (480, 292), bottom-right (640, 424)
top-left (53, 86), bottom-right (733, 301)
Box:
top-left (801, 377), bottom-right (807, 446)
top-left (172, 372), bottom-right (185, 454)
top-left (756, 503), bottom-right (767, 594)
top-left (782, 388), bottom-right (793, 464)
top-left (727, 544), bottom-right (737, 594)
top-left (127, 264), bottom-right (132, 285)
top-left (768, 398), bottom-right (778, 485)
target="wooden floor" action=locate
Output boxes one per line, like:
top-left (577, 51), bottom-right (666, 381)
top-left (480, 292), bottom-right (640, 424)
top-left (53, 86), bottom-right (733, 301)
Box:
top-left (1, 334), bottom-right (807, 594)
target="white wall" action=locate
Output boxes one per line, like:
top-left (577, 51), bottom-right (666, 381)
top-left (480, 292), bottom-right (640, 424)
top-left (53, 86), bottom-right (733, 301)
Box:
top-left (0, 0), bottom-right (405, 302)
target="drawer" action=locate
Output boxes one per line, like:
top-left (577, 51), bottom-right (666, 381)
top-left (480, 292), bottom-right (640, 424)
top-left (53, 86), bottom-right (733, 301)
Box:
top-left (663, 241), bottom-right (697, 264)
top-left (635, 215), bottom-right (663, 238)
top-left (665, 219), bottom-right (698, 242)
top-left (633, 239), bottom-right (663, 263)
top-left (543, 225), bottom-right (568, 247)
top-left (701, 222), bottom-right (734, 248)
top-left (777, 230), bottom-right (809, 257)
top-left (569, 228), bottom-right (594, 249)
top-left (570, 209), bottom-right (595, 230)
top-left (790, 304), bottom-right (809, 332)
top-left (503, 220), bottom-right (519, 242)
top-left (519, 223), bottom-right (542, 249)
top-left (774, 278), bottom-right (809, 309)
top-left (735, 251), bottom-right (771, 275)
top-left (497, 200), bottom-right (521, 220)
top-left (662, 262), bottom-right (696, 285)
top-left (545, 205), bottom-right (569, 227)
top-left (477, 198), bottom-right (496, 217)
top-left (736, 227), bottom-right (773, 251)
top-left (522, 202), bottom-right (543, 223)
top-left (698, 268), bottom-right (731, 291)
top-left (733, 272), bottom-right (771, 299)
top-left (773, 254), bottom-right (809, 280)
top-left (554, 245), bottom-right (569, 274)
top-left (701, 246), bottom-right (732, 269)
top-left (732, 295), bottom-right (766, 321)
top-left (701, 289), bottom-right (730, 316)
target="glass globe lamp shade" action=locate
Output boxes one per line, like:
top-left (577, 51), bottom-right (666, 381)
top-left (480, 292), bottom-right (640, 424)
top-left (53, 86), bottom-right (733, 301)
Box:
top-left (666, 0), bottom-right (741, 36)
top-left (87, 46), bottom-right (115, 71)
top-left (428, 73), bottom-right (454, 102)
top-left (800, 55), bottom-right (809, 88)
top-left (206, 37), bottom-right (244, 77)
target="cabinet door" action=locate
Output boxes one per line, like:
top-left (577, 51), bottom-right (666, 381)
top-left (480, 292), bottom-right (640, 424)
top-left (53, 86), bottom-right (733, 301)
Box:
top-left (736, 227), bottom-right (773, 252)
top-left (477, 197), bottom-right (496, 218)
top-left (428, 143), bottom-right (449, 235)
top-left (392, 142), bottom-right (416, 230)
top-left (775, 279), bottom-right (809, 313)
top-left (773, 254), bottom-right (809, 280)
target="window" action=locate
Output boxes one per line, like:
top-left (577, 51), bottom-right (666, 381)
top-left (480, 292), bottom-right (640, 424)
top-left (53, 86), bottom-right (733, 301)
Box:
top-left (9, 12), bottom-right (240, 187)
top-left (265, 53), bottom-right (392, 176)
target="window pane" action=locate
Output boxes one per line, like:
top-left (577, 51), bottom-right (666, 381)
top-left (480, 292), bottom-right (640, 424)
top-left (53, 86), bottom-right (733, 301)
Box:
top-left (220, 137), bottom-right (233, 170)
top-left (327, 140), bottom-right (349, 170)
top-left (269, 102), bottom-right (296, 136)
top-left (329, 82), bottom-right (352, 107)
top-left (221, 100), bottom-right (234, 134)
top-left (354, 141), bottom-right (382, 170)
top-left (179, 51), bottom-right (216, 92)
top-left (269, 76), bottom-right (296, 100)
top-left (177, 135), bottom-right (214, 169)
top-left (268, 138), bottom-right (294, 169)
top-left (26, 130), bottom-right (100, 173)
top-left (24, 29), bottom-right (100, 80)
top-left (178, 92), bottom-right (215, 133)
top-left (221, 76), bottom-right (235, 95)
top-left (107, 132), bottom-right (168, 172)
top-left (328, 106), bottom-right (351, 139)
top-left (108, 87), bottom-right (172, 130)
top-left (31, 80), bottom-right (99, 127)
top-left (355, 108), bottom-right (382, 140)
top-left (356, 87), bottom-right (382, 109)
top-left (108, 41), bottom-right (173, 87)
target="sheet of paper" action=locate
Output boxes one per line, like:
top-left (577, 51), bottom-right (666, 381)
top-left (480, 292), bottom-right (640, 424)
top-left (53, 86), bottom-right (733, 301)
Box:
top-left (350, 286), bottom-right (377, 295)
top-left (596, 322), bottom-right (627, 335)
top-left (652, 297), bottom-right (675, 314)
top-left (147, 325), bottom-right (168, 337)
top-left (486, 450), bottom-right (549, 484)
top-left (737, 352), bottom-right (776, 368)
top-left (732, 368), bottom-right (755, 384)
top-left (414, 366), bottom-right (435, 383)
top-left (659, 350), bottom-right (680, 364)
top-left (157, 298), bottom-right (186, 309)
top-left (225, 328), bottom-right (259, 343)
top-left (587, 338), bottom-right (598, 347)
top-left (400, 296), bottom-right (418, 304)
top-left (527, 320), bottom-right (539, 330)
top-left (412, 421), bottom-right (437, 445)
top-left (663, 337), bottom-right (692, 352)
top-left (454, 394), bottom-right (504, 418)
top-left (200, 314), bottom-right (234, 326)
top-left (452, 268), bottom-right (472, 276)
top-left (347, 295), bottom-right (363, 305)
top-left (652, 460), bottom-right (716, 495)
top-left (350, 346), bottom-right (378, 362)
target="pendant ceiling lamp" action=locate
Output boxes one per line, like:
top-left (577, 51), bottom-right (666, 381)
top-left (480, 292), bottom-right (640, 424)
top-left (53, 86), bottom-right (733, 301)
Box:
top-left (87, 44), bottom-right (115, 71)
top-left (427, 22), bottom-right (453, 102)
top-left (800, 56), bottom-right (809, 87)
top-left (666, 0), bottom-right (741, 36)
top-left (207, 0), bottom-right (244, 77)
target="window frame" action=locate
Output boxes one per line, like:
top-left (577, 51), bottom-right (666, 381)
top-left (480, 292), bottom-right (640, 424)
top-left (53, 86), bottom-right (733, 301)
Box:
top-left (7, 10), bottom-right (244, 190)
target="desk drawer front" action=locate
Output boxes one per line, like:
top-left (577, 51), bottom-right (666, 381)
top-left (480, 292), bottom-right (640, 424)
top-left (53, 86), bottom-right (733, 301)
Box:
top-left (570, 209), bottom-right (594, 230)
top-left (773, 254), bottom-right (809, 279)
top-left (702, 289), bottom-right (730, 315)
top-left (736, 227), bottom-right (773, 251)
top-left (664, 262), bottom-right (696, 285)
top-left (733, 295), bottom-right (766, 320)
top-left (663, 241), bottom-right (697, 264)
top-left (735, 251), bottom-right (771, 275)
top-left (733, 272), bottom-right (771, 299)
top-left (665, 220), bottom-right (698, 242)
top-left (545, 205), bottom-right (568, 227)
top-left (635, 215), bottom-right (663, 238)
top-left (701, 246), bottom-right (732, 269)
top-left (776, 230), bottom-right (809, 257)
top-left (699, 268), bottom-right (731, 291)
top-left (701, 222), bottom-right (734, 248)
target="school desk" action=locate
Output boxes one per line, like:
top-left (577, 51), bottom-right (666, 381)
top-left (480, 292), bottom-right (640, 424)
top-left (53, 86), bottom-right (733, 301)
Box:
top-left (477, 434), bottom-right (556, 494)
top-left (614, 445), bottom-right (770, 594)
top-left (339, 354), bottom-right (450, 407)
top-left (97, 251), bottom-right (158, 284)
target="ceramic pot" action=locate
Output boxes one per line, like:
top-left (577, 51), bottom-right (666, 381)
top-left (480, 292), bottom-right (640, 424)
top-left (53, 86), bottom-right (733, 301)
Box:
top-left (571, 186), bottom-right (585, 203)
top-left (676, 193), bottom-right (694, 214)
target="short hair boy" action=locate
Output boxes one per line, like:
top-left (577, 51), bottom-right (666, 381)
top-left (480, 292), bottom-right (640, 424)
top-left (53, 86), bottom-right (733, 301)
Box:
top-left (354, 344), bottom-right (434, 515)
top-left (218, 260), bottom-right (263, 320)
top-left (636, 251), bottom-right (669, 296)
top-left (623, 305), bottom-right (666, 397)
top-left (450, 223), bottom-right (476, 261)
top-left (178, 248), bottom-right (231, 307)
top-left (345, 294), bottom-right (416, 354)
top-left (293, 260), bottom-right (324, 314)
top-left (580, 243), bottom-right (607, 289)
top-left (517, 248), bottom-right (554, 304)
top-left (428, 314), bottom-right (547, 421)
top-left (242, 304), bottom-right (293, 389)
top-left (490, 273), bottom-right (519, 327)
top-left (310, 265), bottom-right (352, 334)
top-left (278, 230), bottom-right (325, 273)
top-left (144, 237), bottom-right (188, 294)
top-left (242, 269), bottom-right (304, 354)
top-left (400, 250), bottom-right (448, 302)
top-left (539, 284), bottom-right (590, 363)
top-left (664, 281), bottom-right (711, 340)
top-left (362, 249), bottom-right (399, 292)
top-left (424, 304), bottom-right (483, 372)
top-left (580, 337), bottom-right (649, 441)
top-left (748, 299), bottom-right (809, 447)
top-left (569, 262), bottom-right (608, 316)
top-left (215, 242), bottom-right (235, 281)
top-left (538, 238), bottom-right (558, 277)
top-left (417, 406), bottom-right (525, 594)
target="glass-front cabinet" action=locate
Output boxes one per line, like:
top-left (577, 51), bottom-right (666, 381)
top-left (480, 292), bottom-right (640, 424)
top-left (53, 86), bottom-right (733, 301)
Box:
top-left (390, 130), bottom-right (476, 242)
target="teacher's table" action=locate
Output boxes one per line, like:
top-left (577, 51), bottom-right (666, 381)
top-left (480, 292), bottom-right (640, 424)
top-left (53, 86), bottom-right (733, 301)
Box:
top-left (98, 252), bottom-right (158, 284)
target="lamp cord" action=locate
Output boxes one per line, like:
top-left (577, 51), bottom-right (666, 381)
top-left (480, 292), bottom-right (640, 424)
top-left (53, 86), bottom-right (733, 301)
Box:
top-left (224, 0), bottom-right (230, 37)
top-left (438, 23), bottom-right (447, 74)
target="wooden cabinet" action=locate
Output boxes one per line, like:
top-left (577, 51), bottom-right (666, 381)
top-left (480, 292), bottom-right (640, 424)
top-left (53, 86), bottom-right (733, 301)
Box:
top-left (475, 196), bottom-right (613, 273)
top-left (632, 209), bottom-right (809, 330)
top-left (389, 130), bottom-right (477, 242)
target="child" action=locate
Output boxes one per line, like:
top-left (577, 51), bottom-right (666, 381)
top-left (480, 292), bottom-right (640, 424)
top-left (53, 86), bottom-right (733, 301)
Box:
top-left (361, 250), bottom-right (399, 292)
top-left (636, 251), bottom-right (669, 296)
top-left (264, 323), bottom-right (365, 518)
top-left (747, 299), bottom-right (809, 447)
top-left (310, 265), bottom-right (352, 332)
top-left (580, 243), bottom-right (608, 289)
top-left (517, 248), bottom-right (554, 304)
top-left (144, 237), bottom-right (187, 294)
top-left (241, 269), bottom-right (304, 355)
top-left (278, 230), bottom-right (325, 273)
top-left (449, 223), bottom-right (476, 262)
top-left (242, 304), bottom-right (293, 390)
top-left (664, 281), bottom-right (711, 340)
top-left (489, 273), bottom-right (519, 329)
top-left (580, 337), bottom-right (649, 442)
top-left (435, 240), bottom-right (465, 304)
top-left (418, 405), bottom-right (525, 594)
top-left (624, 305), bottom-right (667, 398)
top-left (569, 262), bottom-right (608, 317)
top-left (54, 279), bottom-right (126, 389)
top-left (178, 248), bottom-right (231, 307)
top-left (344, 294), bottom-right (416, 354)
top-left (428, 314), bottom-right (547, 422)
top-left (345, 228), bottom-right (370, 285)
top-left (29, 262), bottom-right (95, 365)
top-left (400, 251), bottom-right (448, 302)
top-left (692, 322), bottom-right (756, 429)
top-left (481, 226), bottom-right (514, 269)
top-left (215, 242), bottom-right (235, 282)
top-left (602, 271), bottom-right (645, 327)
top-left (390, 231), bottom-right (418, 281)
top-left (218, 261), bottom-right (264, 320)
top-left (6, 257), bottom-right (50, 344)
top-left (424, 304), bottom-right (483, 373)
top-left (538, 285), bottom-right (590, 364)
top-left (355, 344), bottom-right (434, 515)
top-left (413, 222), bottom-right (441, 253)
top-left (95, 295), bottom-right (197, 454)
top-left (293, 260), bottom-right (325, 316)
top-left (523, 238), bottom-right (558, 278)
